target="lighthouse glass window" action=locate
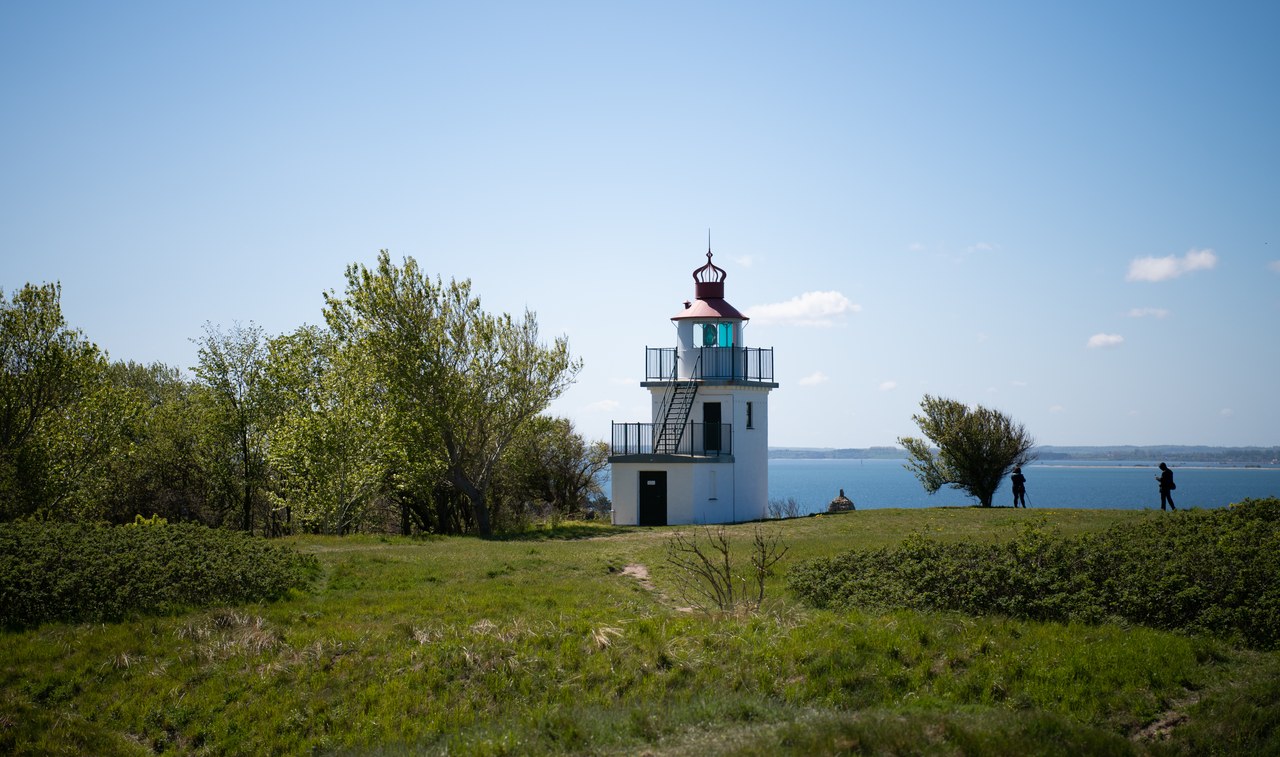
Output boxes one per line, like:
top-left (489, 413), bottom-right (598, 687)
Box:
top-left (699, 322), bottom-right (733, 347)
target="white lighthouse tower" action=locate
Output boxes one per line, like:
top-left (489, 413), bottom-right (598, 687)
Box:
top-left (609, 248), bottom-right (778, 526)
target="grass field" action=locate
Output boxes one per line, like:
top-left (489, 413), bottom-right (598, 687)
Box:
top-left (3, 507), bottom-right (1277, 755)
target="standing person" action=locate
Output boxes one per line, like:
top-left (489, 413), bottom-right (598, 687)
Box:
top-left (1011, 466), bottom-right (1027, 508)
top-left (1156, 462), bottom-right (1177, 511)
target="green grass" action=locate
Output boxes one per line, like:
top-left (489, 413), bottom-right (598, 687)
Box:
top-left (2, 508), bottom-right (1277, 755)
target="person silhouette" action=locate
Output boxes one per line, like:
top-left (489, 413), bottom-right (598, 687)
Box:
top-left (1156, 462), bottom-right (1177, 511)
top-left (1011, 466), bottom-right (1027, 508)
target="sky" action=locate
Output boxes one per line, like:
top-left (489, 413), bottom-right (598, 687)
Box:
top-left (2, 1), bottom-right (1278, 449)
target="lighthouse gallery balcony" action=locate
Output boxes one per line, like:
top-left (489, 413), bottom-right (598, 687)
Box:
top-left (609, 346), bottom-right (774, 458)
top-left (643, 346), bottom-right (774, 384)
top-left (610, 421), bottom-right (732, 457)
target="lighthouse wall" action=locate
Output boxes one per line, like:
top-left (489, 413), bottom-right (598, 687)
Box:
top-left (731, 385), bottom-right (770, 521)
top-left (609, 461), bottom-right (736, 526)
top-left (609, 383), bottom-right (770, 525)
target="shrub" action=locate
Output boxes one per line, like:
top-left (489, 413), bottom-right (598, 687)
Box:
top-left (768, 497), bottom-right (802, 519)
top-left (788, 497), bottom-right (1280, 648)
top-left (665, 525), bottom-right (788, 614)
top-left (0, 521), bottom-right (319, 629)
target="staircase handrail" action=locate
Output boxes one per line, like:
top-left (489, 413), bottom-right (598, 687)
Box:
top-left (655, 353), bottom-right (700, 453)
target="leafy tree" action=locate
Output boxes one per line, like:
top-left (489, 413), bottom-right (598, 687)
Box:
top-left (0, 282), bottom-right (103, 519)
top-left (193, 321), bottom-right (274, 533)
top-left (898, 394), bottom-right (1035, 508)
top-left (323, 251), bottom-right (581, 536)
top-left (38, 357), bottom-right (140, 520)
top-left (92, 362), bottom-right (227, 525)
top-left (493, 416), bottom-right (608, 526)
top-left (265, 325), bottom-right (390, 534)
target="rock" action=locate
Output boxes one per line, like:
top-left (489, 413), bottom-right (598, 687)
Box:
top-left (827, 488), bottom-right (855, 512)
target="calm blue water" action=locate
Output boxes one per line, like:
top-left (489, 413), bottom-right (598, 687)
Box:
top-left (769, 458), bottom-right (1280, 513)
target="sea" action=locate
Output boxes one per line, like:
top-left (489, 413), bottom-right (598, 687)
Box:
top-left (768, 458), bottom-right (1280, 514)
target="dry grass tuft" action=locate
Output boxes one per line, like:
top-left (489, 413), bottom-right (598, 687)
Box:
top-left (590, 626), bottom-right (622, 650)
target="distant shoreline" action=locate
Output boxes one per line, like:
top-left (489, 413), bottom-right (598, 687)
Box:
top-left (770, 445), bottom-right (1280, 467)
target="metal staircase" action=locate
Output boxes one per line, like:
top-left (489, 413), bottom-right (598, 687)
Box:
top-left (654, 355), bottom-right (699, 454)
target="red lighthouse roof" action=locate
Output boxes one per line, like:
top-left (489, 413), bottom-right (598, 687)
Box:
top-left (671, 250), bottom-right (749, 321)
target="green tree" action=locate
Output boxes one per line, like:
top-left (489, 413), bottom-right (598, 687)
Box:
top-left (265, 325), bottom-right (389, 534)
top-left (193, 321), bottom-right (274, 533)
top-left (323, 251), bottom-right (581, 536)
top-left (0, 282), bottom-right (103, 520)
top-left (898, 394), bottom-right (1036, 508)
top-left (38, 357), bottom-right (140, 520)
top-left (92, 362), bottom-right (228, 525)
top-left (493, 416), bottom-right (608, 526)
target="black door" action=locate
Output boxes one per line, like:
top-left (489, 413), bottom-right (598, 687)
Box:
top-left (638, 471), bottom-right (667, 526)
top-left (703, 402), bottom-right (722, 453)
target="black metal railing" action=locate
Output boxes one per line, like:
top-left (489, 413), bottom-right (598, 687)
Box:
top-left (611, 422), bottom-right (733, 457)
top-left (646, 347), bottom-right (678, 382)
top-left (644, 346), bottom-right (774, 382)
top-left (654, 354), bottom-right (699, 453)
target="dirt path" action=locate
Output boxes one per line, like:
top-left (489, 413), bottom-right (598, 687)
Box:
top-left (620, 563), bottom-right (653, 588)
top-left (618, 563), bottom-right (696, 613)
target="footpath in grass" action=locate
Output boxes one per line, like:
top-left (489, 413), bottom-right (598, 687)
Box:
top-left (1, 507), bottom-right (1277, 755)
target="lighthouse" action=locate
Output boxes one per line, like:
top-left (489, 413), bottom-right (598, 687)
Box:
top-left (609, 248), bottom-right (778, 525)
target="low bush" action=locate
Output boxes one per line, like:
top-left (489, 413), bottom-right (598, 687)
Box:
top-left (0, 520), bottom-right (319, 629)
top-left (788, 497), bottom-right (1280, 649)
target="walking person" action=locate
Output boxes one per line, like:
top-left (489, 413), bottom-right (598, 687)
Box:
top-left (1156, 462), bottom-right (1177, 511)
top-left (1011, 466), bottom-right (1027, 508)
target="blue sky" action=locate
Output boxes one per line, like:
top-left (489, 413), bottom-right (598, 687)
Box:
top-left (3, 2), bottom-right (1277, 448)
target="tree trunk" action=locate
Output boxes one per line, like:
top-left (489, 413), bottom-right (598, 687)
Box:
top-left (451, 473), bottom-right (492, 537)
top-left (239, 413), bottom-right (254, 534)
top-left (467, 490), bottom-right (492, 537)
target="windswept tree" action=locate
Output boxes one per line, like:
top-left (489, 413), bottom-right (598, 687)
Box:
top-left (324, 251), bottom-right (581, 536)
top-left (898, 394), bottom-right (1036, 508)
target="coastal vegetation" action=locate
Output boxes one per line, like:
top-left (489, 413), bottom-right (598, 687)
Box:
top-left (3, 506), bottom-right (1278, 755)
top-left (790, 497), bottom-right (1280, 649)
top-left (0, 518), bottom-right (318, 630)
top-left (0, 259), bottom-right (600, 539)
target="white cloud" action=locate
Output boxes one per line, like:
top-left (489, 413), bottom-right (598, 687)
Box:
top-left (1011, 380), bottom-right (1028, 388)
top-left (908, 242), bottom-right (926, 252)
top-left (732, 255), bottom-right (756, 268)
top-left (746, 291), bottom-right (860, 326)
top-left (799, 371), bottom-right (829, 386)
top-left (1127, 307), bottom-right (1170, 318)
top-left (1221, 408), bottom-right (1234, 417)
top-left (966, 242), bottom-right (996, 254)
top-left (1268, 260), bottom-right (1280, 274)
top-left (1126, 248), bottom-right (1218, 282)
top-left (1087, 333), bottom-right (1124, 349)
top-left (584, 399), bottom-right (620, 413)
top-left (1049, 404), bottom-right (1065, 413)
top-left (878, 380), bottom-right (897, 392)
